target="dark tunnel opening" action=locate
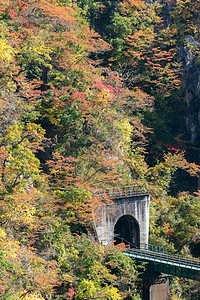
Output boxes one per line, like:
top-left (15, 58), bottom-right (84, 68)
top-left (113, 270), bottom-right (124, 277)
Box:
top-left (114, 215), bottom-right (140, 248)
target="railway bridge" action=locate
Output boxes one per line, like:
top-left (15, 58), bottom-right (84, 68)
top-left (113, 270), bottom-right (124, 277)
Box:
top-left (92, 186), bottom-right (200, 300)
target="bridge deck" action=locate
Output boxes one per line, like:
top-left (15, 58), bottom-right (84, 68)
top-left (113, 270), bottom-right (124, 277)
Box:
top-left (92, 186), bottom-right (200, 281)
top-left (124, 248), bottom-right (200, 270)
top-left (124, 248), bottom-right (200, 280)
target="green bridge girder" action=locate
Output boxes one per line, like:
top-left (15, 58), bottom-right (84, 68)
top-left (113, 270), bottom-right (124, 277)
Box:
top-left (124, 249), bottom-right (200, 281)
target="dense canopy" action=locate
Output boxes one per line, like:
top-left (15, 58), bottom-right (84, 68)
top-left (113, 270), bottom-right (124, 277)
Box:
top-left (0, 0), bottom-right (199, 299)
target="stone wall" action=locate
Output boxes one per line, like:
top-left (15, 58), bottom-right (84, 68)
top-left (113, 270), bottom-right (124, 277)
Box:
top-left (94, 195), bottom-right (150, 247)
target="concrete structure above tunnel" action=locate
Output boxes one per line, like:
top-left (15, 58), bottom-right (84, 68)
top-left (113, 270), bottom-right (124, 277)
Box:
top-left (93, 187), bottom-right (150, 247)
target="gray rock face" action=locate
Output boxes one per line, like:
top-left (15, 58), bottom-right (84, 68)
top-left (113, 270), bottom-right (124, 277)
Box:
top-left (181, 37), bottom-right (200, 144)
top-left (147, 2), bottom-right (200, 145)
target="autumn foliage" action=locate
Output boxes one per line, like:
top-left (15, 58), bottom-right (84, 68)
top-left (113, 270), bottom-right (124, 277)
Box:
top-left (0, 0), bottom-right (199, 299)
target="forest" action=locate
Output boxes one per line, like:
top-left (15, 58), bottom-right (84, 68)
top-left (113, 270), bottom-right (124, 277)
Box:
top-left (0, 0), bottom-right (200, 299)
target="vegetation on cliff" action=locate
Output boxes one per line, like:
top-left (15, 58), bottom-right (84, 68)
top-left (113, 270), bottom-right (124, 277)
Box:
top-left (0, 0), bottom-right (199, 299)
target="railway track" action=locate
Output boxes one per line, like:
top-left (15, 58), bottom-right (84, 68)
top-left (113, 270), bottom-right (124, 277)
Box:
top-left (124, 248), bottom-right (200, 271)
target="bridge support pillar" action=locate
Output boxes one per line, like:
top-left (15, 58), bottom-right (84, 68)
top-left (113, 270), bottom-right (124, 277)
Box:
top-left (143, 277), bottom-right (170, 300)
top-left (142, 263), bottom-right (170, 300)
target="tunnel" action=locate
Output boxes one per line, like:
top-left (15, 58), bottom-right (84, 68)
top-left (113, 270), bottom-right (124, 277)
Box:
top-left (114, 215), bottom-right (140, 248)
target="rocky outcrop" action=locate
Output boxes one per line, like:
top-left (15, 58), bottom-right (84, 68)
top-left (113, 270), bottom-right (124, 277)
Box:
top-left (181, 36), bottom-right (200, 144)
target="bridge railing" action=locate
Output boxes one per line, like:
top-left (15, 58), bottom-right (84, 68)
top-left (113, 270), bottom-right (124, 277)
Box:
top-left (115, 237), bottom-right (200, 265)
top-left (92, 185), bottom-right (148, 199)
top-left (140, 243), bottom-right (169, 255)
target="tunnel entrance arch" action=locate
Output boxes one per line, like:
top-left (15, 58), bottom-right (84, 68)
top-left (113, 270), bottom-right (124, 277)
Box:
top-left (114, 215), bottom-right (140, 248)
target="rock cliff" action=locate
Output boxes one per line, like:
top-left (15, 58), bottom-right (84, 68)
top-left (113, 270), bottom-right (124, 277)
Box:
top-left (181, 36), bottom-right (200, 144)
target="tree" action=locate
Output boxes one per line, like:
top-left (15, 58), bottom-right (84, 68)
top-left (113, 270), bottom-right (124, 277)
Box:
top-left (0, 123), bottom-right (45, 195)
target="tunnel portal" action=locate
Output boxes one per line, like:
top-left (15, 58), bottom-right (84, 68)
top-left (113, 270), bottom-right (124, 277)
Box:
top-left (94, 192), bottom-right (150, 247)
top-left (114, 215), bottom-right (140, 248)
